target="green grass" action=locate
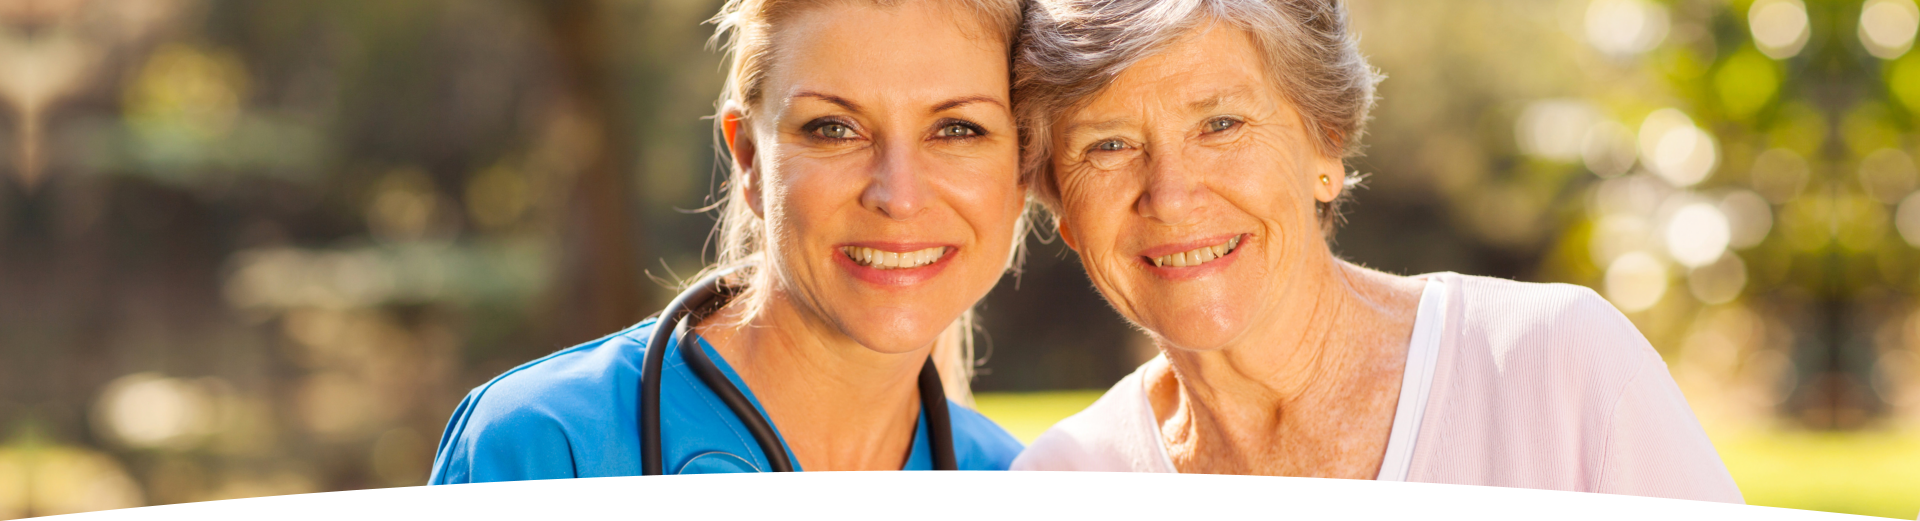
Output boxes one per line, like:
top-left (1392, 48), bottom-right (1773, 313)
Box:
top-left (972, 391), bottom-right (1920, 519)
top-left (1713, 428), bottom-right (1920, 519)
top-left (972, 391), bottom-right (1104, 444)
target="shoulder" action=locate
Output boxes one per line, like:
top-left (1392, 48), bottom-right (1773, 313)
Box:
top-left (464, 320), bottom-right (653, 427)
top-left (429, 320), bottom-right (656, 483)
top-left (1431, 273), bottom-right (1657, 381)
top-left (1011, 367), bottom-right (1163, 472)
top-left (1437, 273), bottom-right (1635, 335)
top-left (946, 401), bottom-right (1025, 470)
top-left (1410, 274), bottom-right (1713, 481)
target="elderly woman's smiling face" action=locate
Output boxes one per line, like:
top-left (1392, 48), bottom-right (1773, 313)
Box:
top-left (1051, 24), bottom-right (1346, 352)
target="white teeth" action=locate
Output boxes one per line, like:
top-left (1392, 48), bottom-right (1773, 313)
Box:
top-left (842, 246), bottom-right (948, 269)
top-left (1151, 236), bottom-right (1242, 268)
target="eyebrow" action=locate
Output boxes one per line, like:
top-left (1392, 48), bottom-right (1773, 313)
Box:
top-left (791, 91), bottom-right (862, 112)
top-left (1060, 118), bottom-right (1136, 143)
top-left (1059, 86), bottom-right (1260, 140)
top-left (790, 91), bottom-right (1005, 115)
top-left (932, 95), bottom-right (1005, 113)
top-left (1187, 86), bottom-right (1257, 112)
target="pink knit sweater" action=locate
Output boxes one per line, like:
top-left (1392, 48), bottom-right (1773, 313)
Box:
top-left (1010, 272), bottom-right (1744, 504)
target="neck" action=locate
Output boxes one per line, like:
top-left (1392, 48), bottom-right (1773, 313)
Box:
top-left (1153, 257), bottom-right (1422, 477)
top-left (694, 283), bottom-right (928, 471)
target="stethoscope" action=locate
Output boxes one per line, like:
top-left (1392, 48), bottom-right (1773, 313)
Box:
top-left (638, 266), bottom-right (958, 474)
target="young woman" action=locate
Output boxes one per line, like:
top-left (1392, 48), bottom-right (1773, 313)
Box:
top-left (430, 0), bottom-right (1028, 479)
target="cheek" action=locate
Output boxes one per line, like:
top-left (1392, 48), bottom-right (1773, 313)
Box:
top-left (1053, 166), bottom-right (1131, 231)
top-left (1054, 170), bottom-right (1142, 284)
top-left (1205, 138), bottom-right (1315, 225)
top-left (940, 155), bottom-right (1025, 234)
top-left (762, 156), bottom-right (859, 252)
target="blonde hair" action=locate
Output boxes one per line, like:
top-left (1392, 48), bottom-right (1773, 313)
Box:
top-left (1014, 0), bottom-right (1381, 235)
top-left (700, 0), bottom-right (1026, 404)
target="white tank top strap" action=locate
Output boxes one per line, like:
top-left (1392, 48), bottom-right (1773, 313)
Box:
top-left (1376, 276), bottom-right (1449, 481)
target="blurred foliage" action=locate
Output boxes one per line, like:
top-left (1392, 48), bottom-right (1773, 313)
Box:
top-left (0, 0), bottom-right (1916, 518)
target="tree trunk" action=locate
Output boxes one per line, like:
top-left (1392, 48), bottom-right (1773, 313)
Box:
top-left (533, 0), bottom-right (644, 345)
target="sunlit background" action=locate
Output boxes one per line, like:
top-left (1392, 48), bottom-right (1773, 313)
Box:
top-left (1, 0), bottom-right (1917, 518)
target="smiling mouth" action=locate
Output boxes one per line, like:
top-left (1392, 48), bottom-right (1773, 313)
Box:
top-left (842, 246), bottom-right (950, 269)
top-left (1149, 236), bottom-right (1242, 268)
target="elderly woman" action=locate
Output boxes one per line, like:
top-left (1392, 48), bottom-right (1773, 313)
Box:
top-left (430, 0), bottom-right (1027, 480)
top-left (1009, 0), bottom-right (1743, 502)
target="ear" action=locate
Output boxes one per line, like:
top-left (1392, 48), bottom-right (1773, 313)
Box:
top-left (721, 104), bottom-right (765, 217)
top-left (1312, 154), bottom-right (1346, 203)
top-left (1314, 131), bottom-right (1347, 203)
top-left (1056, 220), bottom-right (1080, 252)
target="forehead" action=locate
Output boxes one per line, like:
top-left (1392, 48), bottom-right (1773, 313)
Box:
top-left (762, 2), bottom-right (1011, 109)
top-left (1064, 25), bottom-right (1278, 125)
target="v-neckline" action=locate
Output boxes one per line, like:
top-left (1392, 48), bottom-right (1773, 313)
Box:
top-left (1134, 276), bottom-right (1449, 479)
top-left (679, 336), bottom-right (934, 471)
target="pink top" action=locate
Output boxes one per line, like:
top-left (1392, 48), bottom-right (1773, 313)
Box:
top-left (1010, 272), bottom-right (1744, 504)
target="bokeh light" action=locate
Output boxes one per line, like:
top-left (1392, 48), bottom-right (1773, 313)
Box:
top-left (1582, 121), bottom-right (1639, 178)
top-left (1585, 0), bottom-right (1669, 57)
top-left (1749, 0), bottom-right (1811, 59)
top-left (1606, 251), bottom-right (1670, 313)
top-left (1860, 148), bottom-right (1919, 204)
top-left (1639, 109), bottom-right (1719, 188)
top-left (4, 445), bottom-right (144, 516)
top-left (1592, 214), bottom-right (1655, 267)
top-left (1666, 202), bottom-right (1733, 268)
top-left (1715, 48), bottom-right (1780, 120)
top-left (1689, 253), bottom-right (1748, 305)
top-left (1518, 100), bottom-right (1600, 162)
top-left (1720, 190), bottom-right (1774, 249)
top-left (1861, 0), bottom-right (1920, 59)
top-left (91, 373), bottom-right (218, 450)
top-left (1896, 192), bottom-right (1920, 246)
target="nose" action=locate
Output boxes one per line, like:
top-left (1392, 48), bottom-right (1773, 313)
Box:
top-left (859, 139), bottom-right (931, 220)
top-left (1135, 148), bottom-right (1204, 226)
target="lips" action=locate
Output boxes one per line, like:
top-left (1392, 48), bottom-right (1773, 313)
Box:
top-left (841, 245), bottom-right (949, 269)
top-left (833, 243), bottom-right (959, 287)
top-left (1147, 235), bottom-right (1242, 268)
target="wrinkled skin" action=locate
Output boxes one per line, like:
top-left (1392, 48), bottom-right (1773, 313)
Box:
top-left (1050, 23), bottom-right (1423, 477)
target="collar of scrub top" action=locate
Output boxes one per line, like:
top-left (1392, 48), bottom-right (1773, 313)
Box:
top-left (669, 313), bottom-right (798, 472)
top-left (652, 323), bottom-right (955, 474)
top-left (638, 266), bottom-right (957, 475)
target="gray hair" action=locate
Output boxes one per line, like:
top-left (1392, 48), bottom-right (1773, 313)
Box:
top-left (1013, 0), bottom-right (1381, 233)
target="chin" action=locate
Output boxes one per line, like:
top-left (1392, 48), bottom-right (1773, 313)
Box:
top-left (1134, 301), bottom-right (1248, 353)
top-left (839, 311), bottom-right (952, 355)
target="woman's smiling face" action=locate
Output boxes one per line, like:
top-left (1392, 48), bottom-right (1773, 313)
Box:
top-left (731, 1), bottom-right (1023, 354)
top-left (1050, 24), bottom-right (1346, 352)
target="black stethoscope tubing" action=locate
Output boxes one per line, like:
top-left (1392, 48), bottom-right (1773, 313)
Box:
top-left (639, 267), bottom-right (957, 474)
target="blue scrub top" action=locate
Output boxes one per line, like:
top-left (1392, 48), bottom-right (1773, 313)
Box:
top-left (429, 318), bottom-right (1023, 483)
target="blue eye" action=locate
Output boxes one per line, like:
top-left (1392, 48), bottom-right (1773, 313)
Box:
top-left (938, 123), bottom-right (978, 138)
top-left (1207, 118), bottom-right (1238, 132)
top-left (818, 123), bottom-right (853, 139)
top-left (1095, 139), bottom-right (1127, 152)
